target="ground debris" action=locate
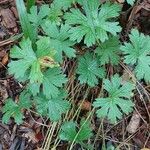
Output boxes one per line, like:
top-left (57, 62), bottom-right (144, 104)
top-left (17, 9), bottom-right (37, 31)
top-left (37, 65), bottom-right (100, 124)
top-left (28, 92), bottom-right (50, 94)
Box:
top-left (0, 80), bottom-right (8, 102)
top-left (0, 8), bottom-right (17, 29)
top-left (0, 0), bottom-right (13, 5)
top-left (126, 111), bottom-right (141, 134)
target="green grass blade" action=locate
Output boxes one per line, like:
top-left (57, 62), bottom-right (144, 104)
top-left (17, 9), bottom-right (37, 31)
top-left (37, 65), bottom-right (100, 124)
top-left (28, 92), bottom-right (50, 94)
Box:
top-left (27, 0), bottom-right (36, 12)
top-left (15, 0), bottom-right (37, 43)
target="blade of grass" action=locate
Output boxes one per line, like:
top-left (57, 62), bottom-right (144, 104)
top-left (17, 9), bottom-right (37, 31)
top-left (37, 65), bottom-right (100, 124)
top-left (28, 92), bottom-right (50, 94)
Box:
top-left (15, 0), bottom-right (37, 43)
top-left (27, 0), bottom-right (36, 12)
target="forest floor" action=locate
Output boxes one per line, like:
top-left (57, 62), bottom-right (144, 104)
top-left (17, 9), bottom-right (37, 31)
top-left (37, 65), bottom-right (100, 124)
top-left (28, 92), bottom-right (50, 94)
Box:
top-left (0, 0), bottom-right (150, 150)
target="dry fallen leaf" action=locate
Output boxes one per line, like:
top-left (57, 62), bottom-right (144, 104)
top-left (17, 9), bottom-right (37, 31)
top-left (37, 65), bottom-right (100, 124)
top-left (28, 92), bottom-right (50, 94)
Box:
top-left (23, 130), bottom-right (38, 143)
top-left (2, 53), bottom-right (8, 66)
top-left (78, 100), bottom-right (91, 111)
top-left (126, 111), bottom-right (141, 134)
top-left (0, 80), bottom-right (8, 101)
top-left (141, 148), bottom-right (150, 150)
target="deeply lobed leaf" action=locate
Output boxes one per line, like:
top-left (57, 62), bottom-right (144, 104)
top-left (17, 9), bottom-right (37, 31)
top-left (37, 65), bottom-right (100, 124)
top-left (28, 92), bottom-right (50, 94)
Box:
top-left (2, 91), bottom-right (31, 124)
top-left (28, 5), bottom-right (49, 27)
top-left (59, 119), bottom-right (92, 142)
top-left (121, 29), bottom-right (150, 82)
top-left (35, 91), bottom-right (70, 121)
top-left (42, 68), bottom-right (67, 98)
top-left (76, 52), bottom-right (105, 87)
top-left (96, 36), bottom-right (120, 65)
top-left (9, 38), bottom-right (67, 98)
top-left (64, 1), bottom-right (121, 46)
top-left (8, 38), bottom-right (38, 82)
top-left (42, 20), bottom-right (76, 62)
top-left (93, 74), bottom-right (135, 123)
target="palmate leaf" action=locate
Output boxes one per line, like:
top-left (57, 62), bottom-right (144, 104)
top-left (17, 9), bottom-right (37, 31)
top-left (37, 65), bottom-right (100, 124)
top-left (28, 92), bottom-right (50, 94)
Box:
top-left (42, 20), bottom-right (76, 62)
top-left (8, 37), bottom-right (57, 83)
top-left (28, 67), bottom-right (67, 98)
top-left (96, 36), bottom-right (120, 65)
top-left (60, 121), bottom-right (77, 141)
top-left (53, 0), bottom-right (81, 11)
top-left (93, 74), bottom-right (135, 124)
top-left (42, 68), bottom-right (67, 98)
top-left (47, 2), bottom-right (63, 24)
top-left (47, 0), bottom-right (82, 24)
top-left (8, 38), bottom-right (67, 98)
top-left (2, 91), bottom-right (31, 124)
top-left (28, 3), bottom-right (63, 25)
top-left (64, 0), bottom-right (121, 46)
top-left (2, 99), bottom-right (22, 124)
top-left (121, 29), bottom-right (150, 82)
top-left (77, 119), bottom-right (93, 142)
top-left (8, 38), bottom-right (41, 83)
top-left (76, 52), bottom-right (105, 87)
top-left (59, 119), bottom-right (92, 143)
top-left (28, 5), bottom-right (49, 27)
top-left (35, 91), bottom-right (70, 121)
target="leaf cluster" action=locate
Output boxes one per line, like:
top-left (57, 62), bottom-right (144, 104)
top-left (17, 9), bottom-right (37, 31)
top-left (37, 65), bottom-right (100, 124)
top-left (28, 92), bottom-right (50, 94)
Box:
top-left (64, 0), bottom-right (121, 46)
top-left (93, 74), bottom-right (135, 123)
top-left (2, 0), bottom-right (149, 147)
top-left (121, 29), bottom-right (150, 82)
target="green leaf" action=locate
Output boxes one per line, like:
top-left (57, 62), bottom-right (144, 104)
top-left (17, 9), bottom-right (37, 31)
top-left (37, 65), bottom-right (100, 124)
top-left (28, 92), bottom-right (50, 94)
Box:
top-left (42, 20), bottom-right (76, 62)
top-left (59, 119), bottom-right (92, 143)
top-left (8, 37), bottom-right (59, 84)
top-left (64, 1), bottom-right (121, 46)
top-left (28, 83), bottom-right (40, 96)
top-left (76, 52), bottom-right (105, 87)
top-left (29, 61), bottom-right (43, 83)
top-left (8, 38), bottom-right (38, 82)
top-left (2, 91), bottom-right (31, 124)
top-left (42, 67), bottom-right (67, 98)
top-left (93, 74), bottom-right (135, 124)
top-left (121, 29), bottom-right (150, 82)
top-left (53, 0), bottom-right (81, 11)
top-left (59, 121), bottom-right (77, 142)
top-left (27, 0), bottom-right (35, 12)
top-left (28, 3), bottom-right (63, 25)
top-left (16, 0), bottom-right (36, 42)
top-left (96, 36), bottom-right (120, 65)
top-left (126, 0), bottom-right (135, 5)
top-left (47, 2), bottom-right (63, 24)
top-left (2, 99), bottom-right (20, 124)
top-left (28, 5), bottom-right (49, 27)
top-left (35, 91), bottom-right (70, 121)
top-left (47, 0), bottom-right (83, 24)
top-left (36, 36), bottom-right (59, 68)
top-left (77, 119), bottom-right (93, 142)
top-left (27, 67), bottom-right (67, 98)
top-left (36, 36), bottom-right (52, 58)
top-left (18, 91), bottom-right (32, 109)
top-left (8, 38), bottom-right (67, 98)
